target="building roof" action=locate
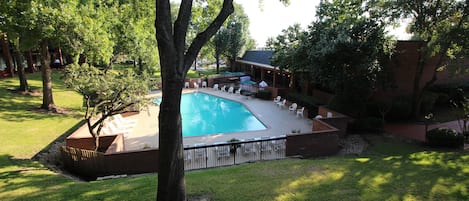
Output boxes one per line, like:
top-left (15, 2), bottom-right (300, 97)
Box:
top-left (240, 50), bottom-right (273, 66)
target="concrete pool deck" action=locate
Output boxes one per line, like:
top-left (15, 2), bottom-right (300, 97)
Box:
top-left (123, 88), bottom-right (312, 151)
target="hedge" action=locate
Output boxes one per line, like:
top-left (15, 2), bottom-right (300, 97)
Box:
top-left (426, 127), bottom-right (464, 148)
top-left (284, 93), bottom-right (324, 118)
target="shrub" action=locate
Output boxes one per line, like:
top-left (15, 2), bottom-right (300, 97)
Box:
top-left (255, 90), bottom-right (272, 100)
top-left (430, 83), bottom-right (469, 106)
top-left (347, 117), bottom-right (384, 134)
top-left (284, 93), bottom-right (323, 118)
top-left (426, 127), bottom-right (464, 148)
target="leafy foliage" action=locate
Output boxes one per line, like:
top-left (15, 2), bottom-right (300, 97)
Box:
top-left (114, 0), bottom-right (159, 73)
top-left (384, 0), bottom-right (468, 117)
top-left (426, 127), bottom-right (464, 148)
top-left (266, 23), bottom-right (306, 71)
top-left (210, 3), bottom-right (254, 71)
top-left (269, 0), bottom-right (394, 117)
top-left (64, 63), bottom-right (149, 150)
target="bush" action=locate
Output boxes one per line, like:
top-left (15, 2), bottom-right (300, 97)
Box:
top-left (348, 117), bottom-right (384, 133)
top-left (430, 83), bottom-right (469, 106)
top-left (284, 93), bottom-right (323, 118)
top-left (426, 127), bottom-right (464, 148)
top-left (255, 90), bottom-right (272, 100)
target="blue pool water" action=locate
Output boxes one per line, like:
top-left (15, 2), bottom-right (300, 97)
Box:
top-left (153, 93), bottom-right (266, 137)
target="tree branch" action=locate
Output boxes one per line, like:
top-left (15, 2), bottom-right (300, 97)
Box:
top-left (182, 0), bottom-right (234, 72)
top-left (155, 0), bottom-right (176, 60)
top-left (174, 0), bottom-right (193, 74)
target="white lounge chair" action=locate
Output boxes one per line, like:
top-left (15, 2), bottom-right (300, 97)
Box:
top-left (242, 139), bottom-right (257, 155)
top-left (184, 149), bottom-right (192, 162)
top-left (235, 88), bottom-right (242, 95)
top-left (289, 103), bottom-right (298, 113)
top-left (103, 122), bottom-right (133, 137)
top-left (220, 85), bottom-right (227, 92)
top-left (260, 136), bottom-right (273, 153)
top-left (215, 145), bottom-right (230, 159)
top-left (213, 84), bottom-right (219, 90)
top-left (109, 119), bottom-right (133, 130)
top-left (114, 114), bottom-right (138, 125)
top-left (277, 99), bottom-right (286, 109)
top-left (194, 143), bottom-right (206, 161)
top-left (184, 82), bottom-right (189, 88)
top-left (270, 137), bottom-right (285, 152)
top-left (296, 107), bottom-right (305, 118)
top-left (202, 81), bottom-right (207, 88)
top-left (193, 82), bottom-right (199, 89)
top-left (227, 86), bottom-right (234, 93)
top-left (273, 96), bottom-right (281, 104)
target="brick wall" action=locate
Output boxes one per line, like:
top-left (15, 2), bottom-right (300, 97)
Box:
top-left (317, 106), bottom-right (351, 137)
top-left (286, 131), bottom-right (340, 158)
top-left (286, 119), bottom-right (340, 157)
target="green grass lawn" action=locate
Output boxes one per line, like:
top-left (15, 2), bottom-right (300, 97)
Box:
top-left (1, 71), bottom-right (468, 201)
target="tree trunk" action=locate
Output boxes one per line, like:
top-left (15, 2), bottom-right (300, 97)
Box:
top-left (14, 50), bottom-right (29, 92)
top-left (1, 35), bottom-right (14, 77)
top-left (157, 78), bottom-right (185, 201)
top-left (26, 51), bottom-right (38, 72)
top-left (155, 1), bottom-right (234, 201)
top-left (215, 54), bottom-right (220, 74)
top-left (410, 41), bottom-right (427, 119)
top-left (138, 57), bottom-right (144, 74)
top-left (40, 40), bottom-right (56, 111)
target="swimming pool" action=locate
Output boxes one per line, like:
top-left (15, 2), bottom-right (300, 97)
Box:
top-left (153, 93), bottom-right (266, 137)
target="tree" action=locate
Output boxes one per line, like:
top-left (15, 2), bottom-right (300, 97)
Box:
top-left (154, 1), bottom-right (234, 200)
top-left (213, 27), bottom-right (230, 73)
top-left (267, 23), bottom-right (307, 87)
top-left (386, 0), bottom-right (468, 118)
top-left (268, 0), bottom-right (393, 116)
top-left (0, 1), bottom-right (32, 92)
top-left (223, 4), bottom-right (253, 71)
top-left (10, 0), bottom-right (69, 111)
top-left (309, 0), bottom-right (393, 116)
top-left (64, 63), bottom-right (149, 150)
top-left (210, 3), bottom-right (254, 73)
top-left (113, 0), bottom-right (159, 74)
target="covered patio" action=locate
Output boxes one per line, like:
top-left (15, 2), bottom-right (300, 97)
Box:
top-left (234, 50), bottom-right (292, 89)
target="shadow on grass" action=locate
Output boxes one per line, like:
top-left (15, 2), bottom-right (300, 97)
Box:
top-left (184, 135), bottom-right (468, 201)
top-left (0, 71), bottom-right (82, 122)
top-left (32, 120), bottom-right (86, 161)
top-left (269, 136), bottom-right (469, 201)
top-left (0, 154), bottom-right (157, 201)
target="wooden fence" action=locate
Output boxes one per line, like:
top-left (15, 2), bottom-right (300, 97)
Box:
top-left (61, 137), bottom-right (286, 179)
top-left (61, 130), bottom-right (342, 180)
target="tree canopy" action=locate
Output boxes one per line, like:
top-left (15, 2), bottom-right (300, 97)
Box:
top-left (64, 63), bottom-right (149, 150)
top-left (268, 0), bottom-right (394, 116)
top-left (386, 0), bottom-right (468, 117)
